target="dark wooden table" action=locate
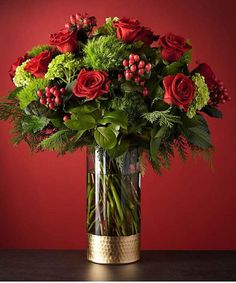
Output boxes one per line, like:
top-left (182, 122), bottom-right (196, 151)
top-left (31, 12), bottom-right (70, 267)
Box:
top-left (0, 250), bottom-right (235, 281)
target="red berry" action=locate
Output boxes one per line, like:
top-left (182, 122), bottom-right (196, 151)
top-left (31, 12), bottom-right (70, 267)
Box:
top-left (65, 23), bottom-right (72, 29)
top-left (50, 87), bottom-right (56, 94)
top-left (37, 90), bottom-right (43, 97)
top-left (46, 92), bottom-right (52, 98)
top-left (122, 59), bottom-right (129, 67)
top-left (142, 88), bottom-right (148, 97)
top-left (49, 102), bottom-right (55, 110)
top-left (138, 68), bottom-right (145, 76)
top-left (129, 54), bottom-right (135, 61)
top-left (125, 72), bottom-right (133, 80)
top-left (118, 74), bottom-right (123, 80)
top-left (134, 77), bottom-right (140, 84)
top-left (55, 96), bottom-right (62, 105)
top-left (60, 88), bottom-right (66, 94)
top-left (129, 59), bottom-right (135, 65)
top-left (40, 98), bottom-right (47, 105)
top-left (134, 55), bottom-right (140, 62)
top-left (140, 81), bottom-right (145, 87)
top-left (138, 60), bottom-right (145, 68)
top-left (54, 90), bottom-right (60, 97)
top-left (145, 63), bottom-right (152, 72)
top-left (45, 86), bottom-right (50, 92)
top-left (70, 15), bottom-right (76, 24)
top-left (63, 115), bottom-right (70, 122)
top-left (130, 64), bottom-right (137, 72)
top-left (47, 97), bottom-right (53, 103)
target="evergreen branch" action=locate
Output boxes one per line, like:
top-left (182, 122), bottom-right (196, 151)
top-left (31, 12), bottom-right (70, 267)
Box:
top-left (142, 109), bottom-right (181, 128)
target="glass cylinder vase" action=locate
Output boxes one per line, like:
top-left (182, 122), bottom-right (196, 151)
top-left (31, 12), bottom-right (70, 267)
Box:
top-left (86, 146), bottom-right (141, 264)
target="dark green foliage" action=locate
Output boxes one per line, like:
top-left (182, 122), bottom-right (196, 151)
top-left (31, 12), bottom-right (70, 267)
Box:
top-left (28, 45), bottom-right (52, 57)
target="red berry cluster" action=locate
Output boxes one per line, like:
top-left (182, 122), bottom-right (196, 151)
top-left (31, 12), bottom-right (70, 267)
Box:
top-left (208, 80), bottom-right (231, 107)
top-left (121, 53), bottom-right (151, 97)
top-left (65, 13), bottom-right (96, 31)
top-left (37, 86), bottom-right (66, 110)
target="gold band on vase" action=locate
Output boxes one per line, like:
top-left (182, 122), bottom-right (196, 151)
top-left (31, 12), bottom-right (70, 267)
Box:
top-left (87, 233), bottom-right (140, 264)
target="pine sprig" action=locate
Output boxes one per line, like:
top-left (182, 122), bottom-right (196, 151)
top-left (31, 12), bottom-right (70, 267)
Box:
top-left (142, 109), bottom-right (181, 128)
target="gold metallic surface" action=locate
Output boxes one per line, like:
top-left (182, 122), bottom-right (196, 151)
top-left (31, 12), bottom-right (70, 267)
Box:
top-left (87, 233), bottom-right (140, 264)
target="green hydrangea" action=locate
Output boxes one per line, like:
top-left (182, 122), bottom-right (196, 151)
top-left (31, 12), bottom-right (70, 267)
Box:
top-left (84, 35), bottom-right (129, 71)
top-left (13, 60), bottom-right (34, 87)
top-left (45, 53), bottom-right (82, 83)
top-left (187, 73), bottom-right (210, 119)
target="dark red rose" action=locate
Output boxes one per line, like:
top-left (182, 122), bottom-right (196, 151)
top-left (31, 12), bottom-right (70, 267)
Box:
top-left (49, 28), bottom-right (77, 53)
top-left (113, 18), bottom-right (158, 45)
top-left (191, 63), bottom-right (216, 87)
top-left (24, 51), bottom-right (52, 78)
top-left (192, 63), bottom-right (230, 106)
top-left (9, 54), bottom-right (28, 80)
top-left (73, 69), bottom-right (110, 100)
top-left (158, 33), bottom-right (191, 62)
top-left (163, 73), bottom-right (194, 110)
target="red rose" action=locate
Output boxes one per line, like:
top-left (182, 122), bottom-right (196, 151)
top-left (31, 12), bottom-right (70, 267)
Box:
top-left (113, 18), bottom-right (158, 45)
top-left (158, 33), bottom-right (191, 62)
top-left (9, 54), bottom-right (28, 80)
top-left (49, 28), bottom-right (77, 53)
top-left (163, 73), bottom-right (194, 110)
top-left (191, 63), bottom-right (216, 87)
top-left (73, 69), bottom-right (110, 100)
top-left (24, 51), bottom-right (52, 78)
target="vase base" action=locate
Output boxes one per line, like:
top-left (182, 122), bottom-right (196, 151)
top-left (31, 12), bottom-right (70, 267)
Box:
top-left (87, 233), bottom-right (140, 264)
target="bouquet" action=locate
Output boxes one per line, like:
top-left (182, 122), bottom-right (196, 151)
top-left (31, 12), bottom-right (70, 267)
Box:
top-left (0, 14), bottom-right (230, 173)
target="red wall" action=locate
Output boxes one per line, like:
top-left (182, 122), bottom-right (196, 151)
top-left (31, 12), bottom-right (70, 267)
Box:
top-left (0, 0), bottom-right (235, 250)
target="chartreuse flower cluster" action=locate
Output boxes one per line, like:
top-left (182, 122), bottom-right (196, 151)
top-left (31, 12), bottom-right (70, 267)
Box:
top-left (187, 74), bottom-right (210, 118)
top-left (0, 13), bottom-right (230, 174)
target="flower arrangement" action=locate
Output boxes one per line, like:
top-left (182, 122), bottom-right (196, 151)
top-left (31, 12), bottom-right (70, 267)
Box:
top-left (0, 14), bottom-right (230, 173)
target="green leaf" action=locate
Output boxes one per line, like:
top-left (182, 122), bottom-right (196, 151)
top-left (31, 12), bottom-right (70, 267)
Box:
top-left (50, 118), bottom-right (63, 128)
top-left (94, 126), bottom-right (117, 149)
top-left (150, 126), bottom-right (167, 161)
top-left (68, 101), bottom-right (98, 114)
top-left (73, 130), bottom-right (86, 142)
top-left (163, 50), bottom-right (192, 75)
top-left (120, 81), bottom-right (142, 93)
top-left (64, 114), bottom-right (96, 131)
top-left (183, 115), bottom-right (212, 149)
top-left (22, 116), bottom-right (49, 134)
top-left (7, 87), bottom-right (23, 100)
top-left (201, 105), bottom-right (223, 118)
top-left (99, 110), bottom-right (128, 129)
top-left (107, 137), bottom-right (129, 158)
